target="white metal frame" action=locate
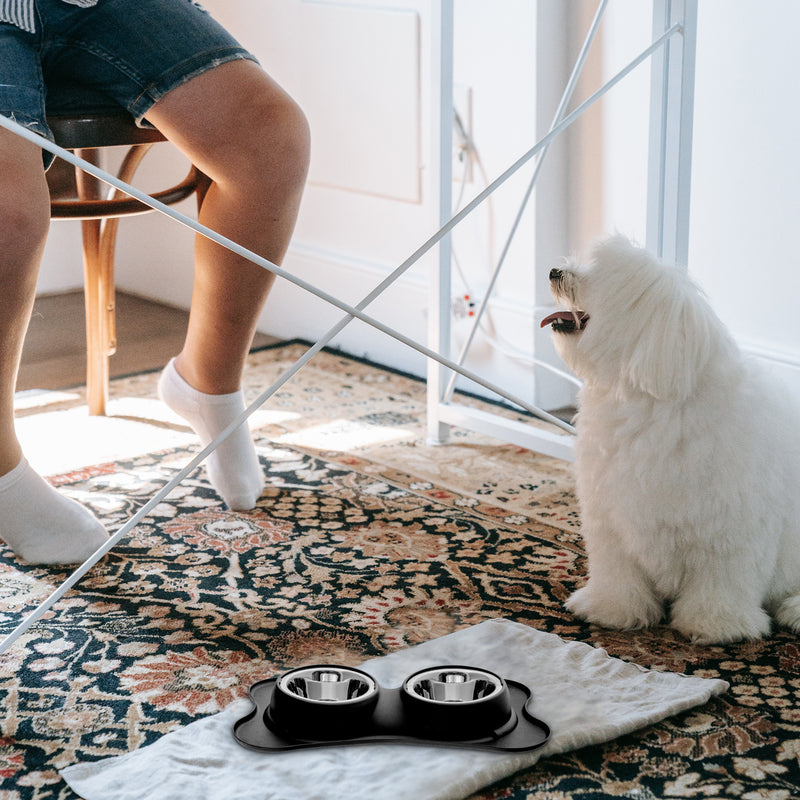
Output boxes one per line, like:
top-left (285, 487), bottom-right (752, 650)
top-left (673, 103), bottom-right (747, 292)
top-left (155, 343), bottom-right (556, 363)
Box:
top-left (0, 0), bottom-right (697, 652)
top-left (647, 0), bottom-right (698, 267)
top-left (426, 0), bottom-right (698, 460)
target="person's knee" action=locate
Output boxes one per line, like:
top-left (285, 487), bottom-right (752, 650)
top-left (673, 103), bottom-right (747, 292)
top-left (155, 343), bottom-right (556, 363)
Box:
top-left (151, 61), bottom-right (310, 196)
top-left (245, 90), bottom-right (310, 192)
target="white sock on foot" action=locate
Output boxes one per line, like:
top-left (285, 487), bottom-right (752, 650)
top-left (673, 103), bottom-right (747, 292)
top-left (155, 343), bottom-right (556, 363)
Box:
top-left (0, 458), bottom-right (109, 564)
top-left (158, 359), bottom-right (264, 511)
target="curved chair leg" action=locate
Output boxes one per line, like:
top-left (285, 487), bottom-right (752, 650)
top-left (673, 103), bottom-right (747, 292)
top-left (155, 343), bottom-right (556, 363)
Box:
top-left (75, 143), bottom-right (155, 415)
top-left (73, 142), bottom-right (208, 416)
top-left (75, 148), bottom-right (109, 416)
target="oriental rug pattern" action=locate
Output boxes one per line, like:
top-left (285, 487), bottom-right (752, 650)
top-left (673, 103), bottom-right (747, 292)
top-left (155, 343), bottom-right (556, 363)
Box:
top-left (1, 343), bottom-right (798, 798)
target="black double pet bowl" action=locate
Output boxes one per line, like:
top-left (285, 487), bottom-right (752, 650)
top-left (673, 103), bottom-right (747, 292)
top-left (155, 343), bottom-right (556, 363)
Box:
top-left (234, 664), bottom-right (550, 753)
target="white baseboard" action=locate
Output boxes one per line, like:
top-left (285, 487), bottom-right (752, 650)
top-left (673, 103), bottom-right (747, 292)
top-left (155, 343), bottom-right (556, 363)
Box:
top-left (741, 340), bottom-right (800, 410)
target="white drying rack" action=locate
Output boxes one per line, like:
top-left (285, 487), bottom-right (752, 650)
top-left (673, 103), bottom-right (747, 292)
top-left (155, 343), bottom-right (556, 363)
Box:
top-left (0, 0), bottom-right (697, 652)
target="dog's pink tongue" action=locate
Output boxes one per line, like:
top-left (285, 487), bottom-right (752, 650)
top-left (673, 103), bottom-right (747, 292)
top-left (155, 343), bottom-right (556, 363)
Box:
top-left (540, 311), bottom-right (588, 328)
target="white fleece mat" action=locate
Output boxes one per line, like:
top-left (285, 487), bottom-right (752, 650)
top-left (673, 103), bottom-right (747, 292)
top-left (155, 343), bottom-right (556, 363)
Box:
top-left (61, 619), bottom-right (728, 800)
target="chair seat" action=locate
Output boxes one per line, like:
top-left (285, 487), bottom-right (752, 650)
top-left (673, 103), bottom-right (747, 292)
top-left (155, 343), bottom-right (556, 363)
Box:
top-left (48, 111), bottom-right (166, 150)
top-left (47, 111), bottom-right (205, 220)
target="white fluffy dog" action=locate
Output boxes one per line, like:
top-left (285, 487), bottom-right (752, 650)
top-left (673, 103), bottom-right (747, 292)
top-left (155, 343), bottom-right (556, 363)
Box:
top-left (541, 235), bottom-right (800, 644)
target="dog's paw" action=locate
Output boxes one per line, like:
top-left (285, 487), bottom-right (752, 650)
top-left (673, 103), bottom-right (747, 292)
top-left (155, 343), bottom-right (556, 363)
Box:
top-left (566, 584), bottom-right (662, 630)
top-left (775, 594), bottom-right (800, 631)
top-left (671, 603), bottom-right (771, 645)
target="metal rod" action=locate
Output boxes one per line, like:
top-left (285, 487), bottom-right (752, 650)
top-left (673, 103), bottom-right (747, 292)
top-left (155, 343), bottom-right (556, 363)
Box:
top-left (646, 0), bottom-right (697, 267)
top-left (427, 0), bottom-right (455, 445)
top-left (443, 0), bottom-right (608, 402)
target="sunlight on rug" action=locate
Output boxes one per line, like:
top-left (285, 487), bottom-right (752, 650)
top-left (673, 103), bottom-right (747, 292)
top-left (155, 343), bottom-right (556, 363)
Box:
top-left (1, 344), bottom-right (799, 799)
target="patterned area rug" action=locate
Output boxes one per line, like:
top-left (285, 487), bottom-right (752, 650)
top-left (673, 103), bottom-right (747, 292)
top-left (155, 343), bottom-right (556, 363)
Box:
top-left (1, 342), bottom-right (798, 798)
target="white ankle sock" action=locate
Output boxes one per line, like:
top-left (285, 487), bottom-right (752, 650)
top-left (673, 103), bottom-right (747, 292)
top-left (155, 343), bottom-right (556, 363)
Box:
top-left (158, 359), bottom-right (264, 511)
top-left (0, 458), bottom-right (109, 564)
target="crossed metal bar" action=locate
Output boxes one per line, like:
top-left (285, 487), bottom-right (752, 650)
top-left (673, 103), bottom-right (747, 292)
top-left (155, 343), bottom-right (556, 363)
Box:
top-left (0, 2), bottom-right (690, 653)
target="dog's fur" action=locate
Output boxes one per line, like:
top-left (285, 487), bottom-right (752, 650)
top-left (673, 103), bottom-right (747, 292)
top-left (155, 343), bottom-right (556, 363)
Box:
top-left (543, 235), bottom-right (800, 643)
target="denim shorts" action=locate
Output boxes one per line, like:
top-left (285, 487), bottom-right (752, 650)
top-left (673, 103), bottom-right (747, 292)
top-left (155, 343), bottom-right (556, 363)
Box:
top-left (0, 0), bottom-right (258, 167)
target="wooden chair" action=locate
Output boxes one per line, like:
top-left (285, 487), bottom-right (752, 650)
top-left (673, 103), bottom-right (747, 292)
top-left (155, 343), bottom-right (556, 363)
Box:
top-left (47, 111), bottom-right (210, 415)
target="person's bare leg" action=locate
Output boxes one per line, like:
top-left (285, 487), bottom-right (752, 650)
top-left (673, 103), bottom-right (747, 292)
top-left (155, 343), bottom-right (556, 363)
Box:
top-left (0, 131), bottom-right (108, 563)
top-left (0, 133), bottom-right (48, 475)
top-left (148, 60), bottom-right (310, 509)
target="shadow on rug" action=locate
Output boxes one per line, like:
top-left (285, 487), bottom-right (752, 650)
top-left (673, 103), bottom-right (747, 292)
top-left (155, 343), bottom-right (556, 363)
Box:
top-left (1, 343), bottom-right (798, 798)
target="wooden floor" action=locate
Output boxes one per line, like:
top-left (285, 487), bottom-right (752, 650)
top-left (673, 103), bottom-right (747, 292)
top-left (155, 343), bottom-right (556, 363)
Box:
top-left (18, 290), bottom-right (277, 392)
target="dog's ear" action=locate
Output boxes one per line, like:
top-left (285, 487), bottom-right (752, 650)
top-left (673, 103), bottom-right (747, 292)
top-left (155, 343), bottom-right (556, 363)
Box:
top-left (623, 271), bottom-right (721, 401)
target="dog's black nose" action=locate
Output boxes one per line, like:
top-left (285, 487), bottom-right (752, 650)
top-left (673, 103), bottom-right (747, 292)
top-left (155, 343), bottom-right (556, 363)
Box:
top-left (549, 267), bottom-right (563, 281)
